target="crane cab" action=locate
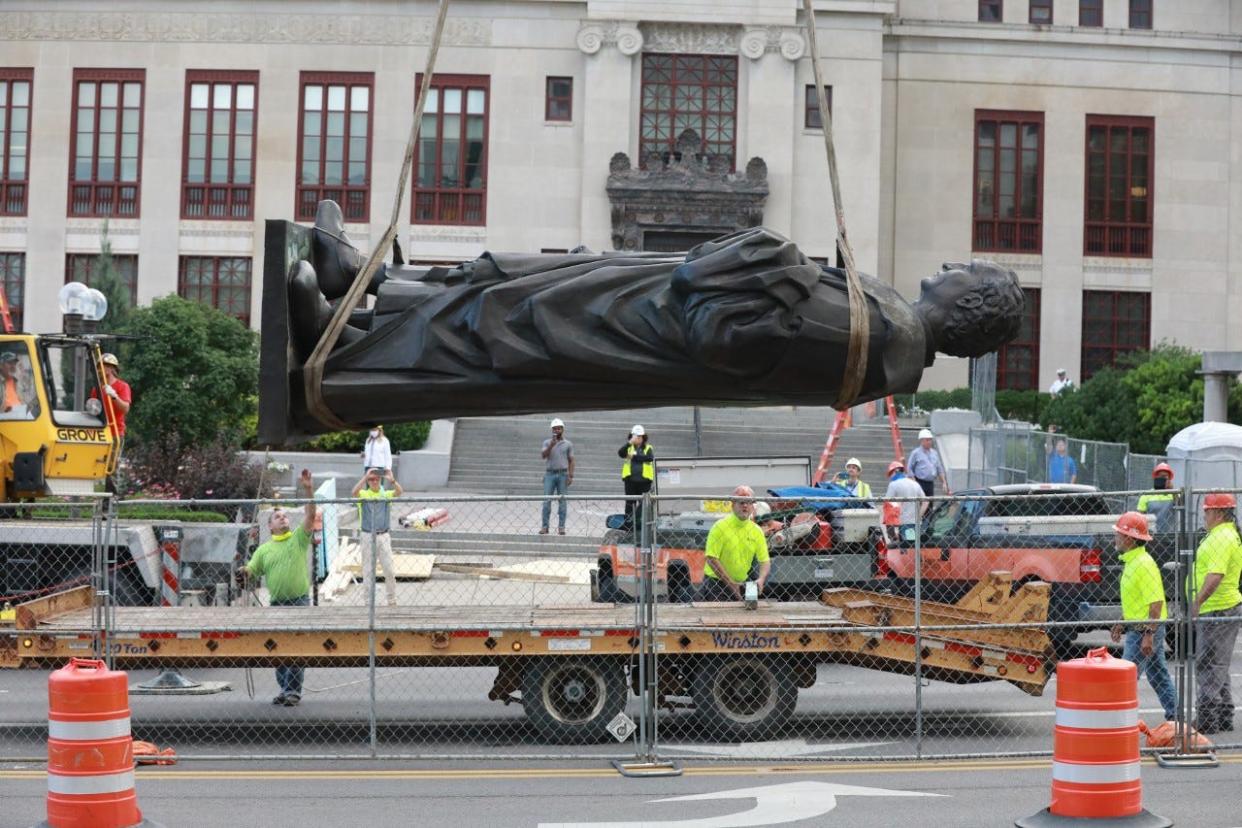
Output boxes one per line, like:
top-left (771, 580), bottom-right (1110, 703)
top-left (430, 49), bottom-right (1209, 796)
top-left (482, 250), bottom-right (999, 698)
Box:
top-left (0, 333), bottom-right (118, 500)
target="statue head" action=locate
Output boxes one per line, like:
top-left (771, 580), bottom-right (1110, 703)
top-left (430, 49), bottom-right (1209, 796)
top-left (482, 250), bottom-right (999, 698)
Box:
top-left (914, 260), bottom-right (1024, 358)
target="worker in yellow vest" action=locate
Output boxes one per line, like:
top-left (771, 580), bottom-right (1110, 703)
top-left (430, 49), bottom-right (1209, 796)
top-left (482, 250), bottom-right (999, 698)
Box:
top-left (619, 425), bottom-right (654, 533)
top-left (841, 458), bottom-right (872, 499)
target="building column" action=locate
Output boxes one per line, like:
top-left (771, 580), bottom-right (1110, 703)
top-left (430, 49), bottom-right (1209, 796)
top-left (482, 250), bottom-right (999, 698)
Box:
top-left (739, 27), bottom-right (804, 237)
top-left (576, 22), bottom-right (642, 251)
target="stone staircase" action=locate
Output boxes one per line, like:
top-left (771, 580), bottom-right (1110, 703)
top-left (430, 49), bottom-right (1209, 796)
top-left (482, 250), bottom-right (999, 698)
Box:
top-left (447, 406), bottom-right (925, 495)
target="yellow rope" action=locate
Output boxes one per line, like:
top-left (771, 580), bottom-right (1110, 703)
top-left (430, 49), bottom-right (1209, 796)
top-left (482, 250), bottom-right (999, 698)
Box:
top-left (303, 0), bottom-right (453, 431)
top-left (801, 0), bottom-right (869, 410)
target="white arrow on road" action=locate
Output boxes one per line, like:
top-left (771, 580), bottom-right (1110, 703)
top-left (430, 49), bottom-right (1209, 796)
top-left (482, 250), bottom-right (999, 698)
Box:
top-left (662, 738), bottom-right (892, 758)
top-left (537, 780), bottom-right (944, 828)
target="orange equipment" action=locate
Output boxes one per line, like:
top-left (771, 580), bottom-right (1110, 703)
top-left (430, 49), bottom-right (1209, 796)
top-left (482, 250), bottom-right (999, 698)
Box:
top-left (44, 658), bottom-right (163, 828)
top-left (1112, 511), bottom-right (1153, 543)
top-left (0, 285), bottom-right (13, 333)
top-left (1203, 492), bottom-right (1236, 510)
top-left (1016, 647), bottom-right (1170, 827)
top-left (812, 396), bottom-right (905, 486)
top-left (1151, 463), bottom-right (1173, 481)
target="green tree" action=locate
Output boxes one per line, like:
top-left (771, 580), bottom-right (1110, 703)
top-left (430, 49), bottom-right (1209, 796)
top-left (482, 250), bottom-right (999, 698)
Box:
top-left (118, 296), bottom-right (258, 448)
top-left (1118, 344), bottom-right (1203, 454)
top-left (1041, 366), bottom-right (1138, 446)
top-left (91, 220), bottom-right (132, 332)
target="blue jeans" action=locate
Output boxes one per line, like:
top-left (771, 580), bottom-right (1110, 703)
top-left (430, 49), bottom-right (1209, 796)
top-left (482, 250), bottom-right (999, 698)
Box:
top-left (1122, 624), bottom-right (1178, 721)
top-left (542, 470), bottom-right (568, 530)
top-left (272, 595), bottom-right (309, 697)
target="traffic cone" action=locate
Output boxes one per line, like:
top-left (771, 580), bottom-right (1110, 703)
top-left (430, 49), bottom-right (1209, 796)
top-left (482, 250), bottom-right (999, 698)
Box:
top-left (35, 658), bottom-right (165, 828)
top-left (1016, 648), bottom-right (1170, 827)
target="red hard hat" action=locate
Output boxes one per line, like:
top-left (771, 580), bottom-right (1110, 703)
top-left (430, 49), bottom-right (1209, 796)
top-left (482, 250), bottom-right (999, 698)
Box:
top-left (1152, 462), bottom-right (1173, 480)
top-left (1113, 511), bottom-right (1152, 542)
top-left (887, 461), bottom-right (905, 475)
top-left (1203, 492), bottom-right (1237, 511)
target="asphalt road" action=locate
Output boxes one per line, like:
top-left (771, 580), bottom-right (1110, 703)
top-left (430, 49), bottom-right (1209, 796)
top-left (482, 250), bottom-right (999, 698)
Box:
top-left (6, 755), bottom-right (1242, 828)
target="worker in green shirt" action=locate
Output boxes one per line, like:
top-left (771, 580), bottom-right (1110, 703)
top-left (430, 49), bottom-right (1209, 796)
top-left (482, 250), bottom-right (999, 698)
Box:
top-left (700, 485), bottom-right (770, 602)
top-left (243, 469), bottom-right (317, 706)
top-left (1188, 492), bottom-right (1242, 733)
top-left (1109, 512), bottom-right (1177, 722)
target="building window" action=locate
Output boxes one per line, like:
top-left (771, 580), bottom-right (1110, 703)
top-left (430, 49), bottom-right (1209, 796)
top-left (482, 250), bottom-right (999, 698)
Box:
top-left (412, 74), bottom-right (489, 226)
top-left (640, 54), bottom-right (737, 170)
top-left (65, 253), bottom-right (139, 306)
top-left (183, 71), bottom-right (258, 220)
top-left (979, 0), bottom-right (1002, 22)
top-left (0, 251), bottom-right (23, 330)
top-left (69, 69), bottom-right (144, 218)
top-left (1084, 115), bottom-right (1153, 257)
top-left (0, 69), bottom-right (32, 217)
top-left (178, 256), bottom-right (251, 324)
top-left (1129, 0), bottom-right (1152, 29)
top-left (1081, 290), bottom-right (1150, 379)
top-left (297, 72), bottom-right (372, 222)
top-left (1079, 0), bottom-right (1103, 26)
top-left (1030, 0), bottom-right (1053, 24)
top-left (545, 77), bottom-right (572, 122)
top-left (973, 110), bottom-right (1043, 253)
top-left (997, 288), bottom-right (1040, 390)
top-left (804, 85), bottom-right (833, 130)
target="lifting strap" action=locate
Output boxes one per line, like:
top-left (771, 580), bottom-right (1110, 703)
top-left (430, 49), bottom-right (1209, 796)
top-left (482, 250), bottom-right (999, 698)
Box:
top-left (302, 0), bottom-right (453, 431)
top-left (801, 0), bottom-right (870, 410)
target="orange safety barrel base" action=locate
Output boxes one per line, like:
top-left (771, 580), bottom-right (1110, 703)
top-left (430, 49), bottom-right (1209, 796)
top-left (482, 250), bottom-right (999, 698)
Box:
top-left (35, 820), bottom-right (167, 828)
top-left (1015, 808), bottom-right (1172, 827)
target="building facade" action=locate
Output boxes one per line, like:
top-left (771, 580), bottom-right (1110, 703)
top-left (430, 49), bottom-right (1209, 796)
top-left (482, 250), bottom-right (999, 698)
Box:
top-left (1, 0), bottom-right (1239, 391)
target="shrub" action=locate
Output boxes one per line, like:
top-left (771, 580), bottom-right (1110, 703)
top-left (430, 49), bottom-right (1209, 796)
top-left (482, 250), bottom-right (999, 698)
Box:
top-left (121, 436), bottom-right (274, 505)
top-left (303, 421), bottom-right (432, 453)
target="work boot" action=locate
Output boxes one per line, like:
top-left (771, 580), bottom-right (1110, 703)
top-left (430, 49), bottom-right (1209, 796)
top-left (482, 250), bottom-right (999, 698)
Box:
top-left (278, 694), bottom-right (301, 707)
top-left (272, 693), bottom-right (288, 705)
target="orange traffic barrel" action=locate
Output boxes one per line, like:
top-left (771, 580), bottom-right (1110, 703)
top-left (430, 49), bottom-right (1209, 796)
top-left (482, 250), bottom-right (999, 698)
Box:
top-left (1016, 647), bottom-right (1170, 827)
top-left (36, 658), bottom-right (164, 828)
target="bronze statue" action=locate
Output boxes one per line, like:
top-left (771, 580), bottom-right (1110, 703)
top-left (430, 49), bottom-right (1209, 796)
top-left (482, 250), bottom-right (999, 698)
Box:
top-left (259, 201), bottom-right (1023, 443)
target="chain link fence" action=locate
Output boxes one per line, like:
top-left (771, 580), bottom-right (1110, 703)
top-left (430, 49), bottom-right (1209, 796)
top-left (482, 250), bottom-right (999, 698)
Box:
top-left (2, 487), bottom-right (1240, 764)
top-left (967, 423), bottom-right (1132, 491)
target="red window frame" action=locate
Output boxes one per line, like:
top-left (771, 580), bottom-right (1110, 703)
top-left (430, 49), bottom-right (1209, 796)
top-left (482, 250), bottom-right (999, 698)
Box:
top-left (1129, 0), bottom-right (1152, 29)
top-left (997, 288), bottom-right (1041, 390)
top-left (1030, 0), bottom-right (1053, 24)
top-left (177, 256), bottom-right (252, 324)
top-left (0, 251), bottom-right (24, 330)
top-left (65, 253), bottom-right (139, 307)
top-left (640, 54), bottom-right (738, 170)
top-left (545, 77), bottom-right (572, 122)
top-left (182, 70), bottom-right (258, 220)
top-left (1084, 114), bottom-right (1153, 258)
top-left (0, 68), bottom-right (33, 217)
top-left (1081, 290), bottom-right (1150, 379)
top-left (411, 74), bottom-right (490, 226)
top-left (979, 0), bottom-right (1002, 22)
top-left (1079, 0), bottom-right (1103, 26)
top-left (804, 85), bottom-right (833, 130)
top-left (296, 72), bottom-right (373, 223)
top-left (973, 110), bottom-right (1044, 253)
top-left (68, 69), bottom-right (145, 218)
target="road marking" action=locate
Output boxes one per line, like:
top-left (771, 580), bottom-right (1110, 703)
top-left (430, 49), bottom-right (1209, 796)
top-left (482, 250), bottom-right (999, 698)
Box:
top-left (664, 739), bottom-right (893, 758)
top-left (5, 754), bottom-right (1240, 782)
top-left (537, 781), bottom-right (942, 828)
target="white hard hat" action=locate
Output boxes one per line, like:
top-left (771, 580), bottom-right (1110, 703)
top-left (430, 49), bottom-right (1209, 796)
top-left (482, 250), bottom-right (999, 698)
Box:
top-left (753, 501), bottom-right (771, 518)
top-left (918, 428), bottom-right (934, 440)
top-left (845, 457), bottom-right (862, 470)
top-left (550, 418), bottom-right (564, 429)
top-left (1057, 368), bottom-right (1067, 375)
top-left (101, 352), bottom-right (120, 368)
top-left (631, 424), bottom-right (645, 437)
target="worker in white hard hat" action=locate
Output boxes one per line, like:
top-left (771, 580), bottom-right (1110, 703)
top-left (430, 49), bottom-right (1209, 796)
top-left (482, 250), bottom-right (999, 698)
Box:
top-left (840, 457), bottom-right (872, 498)
top-left (618, 424), bottom-right (654, 533)
top-left (539, 418), bottom-right (574, 534)
top-left (907, 428), bottom-right (950, 497)
top-left (1049, 368), bottom-right (1074, 395)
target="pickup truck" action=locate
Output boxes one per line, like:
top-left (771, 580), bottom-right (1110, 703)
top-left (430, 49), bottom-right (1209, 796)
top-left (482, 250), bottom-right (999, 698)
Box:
top-left (884, 483), bottom-right (1166, 654)
top-left (591, 498), bottom-right (888, 603)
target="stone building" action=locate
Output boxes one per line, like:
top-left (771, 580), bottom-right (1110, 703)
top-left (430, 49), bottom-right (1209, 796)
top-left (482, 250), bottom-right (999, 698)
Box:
top-left (1, 0), bottom-right (1239, 391)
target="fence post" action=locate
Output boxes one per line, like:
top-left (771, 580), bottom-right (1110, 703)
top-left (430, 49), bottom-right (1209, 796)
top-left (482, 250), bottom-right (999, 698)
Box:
top-left (913, 495), bottom-right (924, 759)
top-left (1156, 487), bottom-right (1217, 768)
top-left (367, 522), bottom-right (379, 758)
top-left (612, 492), bottom-right (680, 777)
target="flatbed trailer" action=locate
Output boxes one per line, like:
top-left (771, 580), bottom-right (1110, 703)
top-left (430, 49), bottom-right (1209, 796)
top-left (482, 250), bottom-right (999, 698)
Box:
top-left (3, 572), bottom-right (1053, 742)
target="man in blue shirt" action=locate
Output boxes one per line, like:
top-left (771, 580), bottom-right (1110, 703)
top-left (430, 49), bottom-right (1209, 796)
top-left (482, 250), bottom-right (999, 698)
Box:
top-left (1047, 438), bottom-right (1078, 484)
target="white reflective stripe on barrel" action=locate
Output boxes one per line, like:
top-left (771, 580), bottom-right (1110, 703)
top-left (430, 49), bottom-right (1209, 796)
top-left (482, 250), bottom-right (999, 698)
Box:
top-left (47, 769), bottom-right (136, 795)
top-left (1052, 760), bottom-right (1141, 784)
top-left (1054, 707), bottom-right (1137, 729)
top-left (48, 717), bottom-right (132, 741)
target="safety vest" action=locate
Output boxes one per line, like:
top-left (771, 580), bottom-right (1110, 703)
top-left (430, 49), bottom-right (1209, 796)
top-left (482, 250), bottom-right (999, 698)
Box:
top-left (1137, 492), bottom-right (1174, 513)
top-left (622, 443), bottom-right (654, 481)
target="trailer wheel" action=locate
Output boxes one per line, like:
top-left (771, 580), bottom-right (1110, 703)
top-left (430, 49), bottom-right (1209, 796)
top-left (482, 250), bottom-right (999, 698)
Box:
top-left (691, 655), bottom-right (797, 740)
top-left (521, 658), bottom-right (628, 744)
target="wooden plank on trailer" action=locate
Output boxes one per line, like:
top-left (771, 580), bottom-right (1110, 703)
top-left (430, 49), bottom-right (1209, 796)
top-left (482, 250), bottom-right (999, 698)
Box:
top-left (434, 564), bottom-right (571, 584)
top-left (340, 553), bottom-right (436, 580)
top-left (15, 585), bottom-right (93, 630)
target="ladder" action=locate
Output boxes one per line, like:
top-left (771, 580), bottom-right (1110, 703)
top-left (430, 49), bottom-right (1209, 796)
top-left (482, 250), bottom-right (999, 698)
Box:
top-left (811, 396), bottom-right (905, 485)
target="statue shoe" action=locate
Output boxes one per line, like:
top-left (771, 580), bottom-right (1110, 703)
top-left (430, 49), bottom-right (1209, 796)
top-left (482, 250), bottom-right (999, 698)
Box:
top-left (288, 259), bottom-right (366, 364)
top-left (311, 199), bottom-right (387, 300)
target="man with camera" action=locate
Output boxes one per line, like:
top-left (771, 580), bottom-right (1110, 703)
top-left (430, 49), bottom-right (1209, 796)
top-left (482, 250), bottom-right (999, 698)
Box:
top-left (540, 418), bottom-right (575, 535)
